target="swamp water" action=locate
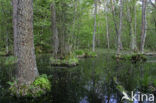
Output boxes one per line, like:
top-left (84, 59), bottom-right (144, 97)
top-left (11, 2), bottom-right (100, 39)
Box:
top-left (0, 52), bottom-right (156, 103)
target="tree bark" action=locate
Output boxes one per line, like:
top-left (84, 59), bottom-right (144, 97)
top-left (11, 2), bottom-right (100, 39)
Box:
top-left (140, 0), bottom-right (147, 53)
top-left (51, 3), bottom-right (59, 58)
top-left (93, 0), bottom-right (97, 52)
top-left (12, 0), bottom-right (18, 56)
top-left (14, 0), bottom-right (39, 85)
top-left (117, 0), bottom-right (123, 54)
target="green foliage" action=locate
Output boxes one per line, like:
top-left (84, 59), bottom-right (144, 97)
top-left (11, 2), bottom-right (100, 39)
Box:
top-left (74, 49), bottom-right (97, 58)
top-left (75, 50), bottom-right (85, 56)
top-left (33, 74), bottom-right (51, 91)
top-left (8, 74), bottom-right (51, 97)
top-left (113, 54), bottom-right (147, 62)
top-left (85, 51), bottom-right (97, 58)
top-left (0, 51), bottom-right (6, 56)
top-left (0, 56), bottom-right (17, 66)
top-left (154, 80), bottom-right (156, 87)
top-left (4, 56), bottom-right (17, 66)
top-left (50, 56), bottom-right (79, 67)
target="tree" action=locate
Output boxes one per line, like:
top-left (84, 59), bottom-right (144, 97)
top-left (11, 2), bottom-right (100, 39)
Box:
top-left (51, 2), bottom-right (59, 58)
top-left (13, 0), bottom-right (39, 84)
top-left (105, 0), bottom-right (110, 49)
top-left (12, 0), bottom-right (17, 56)
top-left (140, 0), bottom-right (147, 53)
top-left (93, 0), bottom-right (97, 52)
top-left (117, 0), bottom-right (123, 54)
top-left (126, 0), bottom-right (137, 51)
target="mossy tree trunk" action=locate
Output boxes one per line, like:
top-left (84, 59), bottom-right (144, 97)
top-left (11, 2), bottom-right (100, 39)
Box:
top-left (13, 0), bottom-right (39, 85)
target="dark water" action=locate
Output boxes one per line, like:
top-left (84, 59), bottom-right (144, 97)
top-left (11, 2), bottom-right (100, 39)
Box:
top-left (0, 52), bottom-right (156, 103)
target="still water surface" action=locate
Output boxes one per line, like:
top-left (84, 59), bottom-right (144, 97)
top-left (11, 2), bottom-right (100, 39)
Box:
top-left (0, 52), bottom-right (156, 103)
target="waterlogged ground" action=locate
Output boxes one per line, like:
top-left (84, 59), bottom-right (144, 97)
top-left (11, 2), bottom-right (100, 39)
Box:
top-left (0, 50), bottom-right (156, 103)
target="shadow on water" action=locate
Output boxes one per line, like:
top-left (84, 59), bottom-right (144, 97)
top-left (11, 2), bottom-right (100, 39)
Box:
top-left (0, 53), bottom-right (156, 103)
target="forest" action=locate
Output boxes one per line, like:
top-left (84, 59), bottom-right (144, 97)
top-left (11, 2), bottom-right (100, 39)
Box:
top-left (0, 0), bottom-right (156, 103)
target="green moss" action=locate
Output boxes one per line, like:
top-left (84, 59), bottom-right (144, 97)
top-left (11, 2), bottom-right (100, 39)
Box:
top-left (33, 74), bottom-right (51, 91)
top-left (8, 74), bottom-right (51, 97)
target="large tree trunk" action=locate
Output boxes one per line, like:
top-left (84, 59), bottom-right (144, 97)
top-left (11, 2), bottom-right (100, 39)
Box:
top-left (140, 0), bottom-right (147, 53)
top-left (12, 0), bottom-right (17, 56)
top-left (14, 0), bottom-right (39, 85)
top-left (51, 3), bottom-right (59, 58)
top-left (117, 0), bottom-right (123, 54)
top-left (92, 0), bottom-right (97, 52)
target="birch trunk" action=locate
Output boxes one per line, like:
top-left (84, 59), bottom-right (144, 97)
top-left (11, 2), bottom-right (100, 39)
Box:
top-left (14, 0), bottom-right (39, 85)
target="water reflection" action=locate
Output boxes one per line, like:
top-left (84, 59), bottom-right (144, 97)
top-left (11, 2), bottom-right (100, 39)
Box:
top-left (0, 53), bottom-right (156, 103)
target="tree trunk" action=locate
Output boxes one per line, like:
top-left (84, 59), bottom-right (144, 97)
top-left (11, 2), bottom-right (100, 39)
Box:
top-left (127, 1), bottom-right (137, 51)
top-left (14, 0), bottom-right (39, 85)
top-left (134, 5), bottom-right (137, 50)
top-left (117, 0), bottom-right (123, 54)
top-left (105, 1), bottom-right (110, 49)
top-left (92, 0), bottom-right (97, 52)
top-left (130, 4), bottom-right (137, 51)
top-left (111, 0), bottom-right (123, 50)
top-left (51, 3), bottom-right (59, 58)
top-left (130, 22), bottom-right (136, 50)
top-left (140, 0), bottom-right (147, 53)
top-left (12, 0), bottom-right (18, 56)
